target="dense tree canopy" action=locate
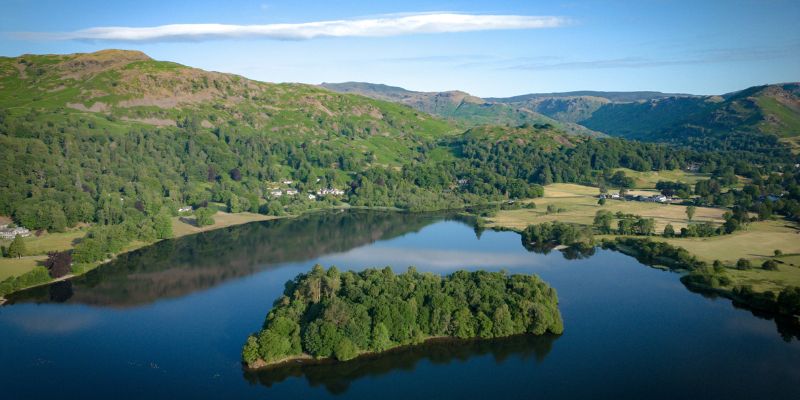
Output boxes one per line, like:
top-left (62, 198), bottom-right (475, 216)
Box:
top-left (242, 266), bottom-right (563, 366)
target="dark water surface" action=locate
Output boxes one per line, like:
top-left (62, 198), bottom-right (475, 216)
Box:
top-left (1, 210), bottom-right (797, 399)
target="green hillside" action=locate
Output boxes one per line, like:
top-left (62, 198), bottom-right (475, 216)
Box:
top-left (576, 83), bottom-right (800, 153)
top-left (320, 81), bottom-right (597, 135)
top-left (0, 50), bottom-right (456, 167)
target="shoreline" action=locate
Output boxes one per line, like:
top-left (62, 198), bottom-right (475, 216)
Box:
top-left (0, 205), bottom-right (478, 302)
top-left (244, 334), bottom-right (536, 371)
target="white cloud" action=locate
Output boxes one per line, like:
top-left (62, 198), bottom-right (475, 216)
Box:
top-left (37, 13), bottom-right (568, 42)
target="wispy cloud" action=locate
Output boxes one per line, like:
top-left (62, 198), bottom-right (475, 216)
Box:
top-left (24, 13), bottom-right (570, 42)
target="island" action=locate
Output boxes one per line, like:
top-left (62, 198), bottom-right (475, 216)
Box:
top-left (242, 265), bottom-right (563, 368)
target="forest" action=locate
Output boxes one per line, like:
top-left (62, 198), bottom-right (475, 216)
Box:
top-left (242, 266), bottom-right (563, 367)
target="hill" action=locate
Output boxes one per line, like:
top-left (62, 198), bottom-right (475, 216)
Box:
top-left (488, 90), bottom-right (694, 103)
top-left (0, 49), bottom-right (568, 240)
top-left (320, 81), bottom-right (598, 135)
top-left (578, 83), bottom-right (800, 152)
top-left (0, 50), bottom-right (456, 167)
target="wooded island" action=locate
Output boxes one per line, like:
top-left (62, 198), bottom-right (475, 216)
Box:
top-left (242, 266), bottom-right (563, 368)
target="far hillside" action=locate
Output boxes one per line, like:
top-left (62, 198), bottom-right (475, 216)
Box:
top-left (320, 81), bottom-right (599, 135)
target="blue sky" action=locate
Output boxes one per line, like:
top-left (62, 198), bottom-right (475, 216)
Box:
top-left (1, 0), bottom-right (798, 97)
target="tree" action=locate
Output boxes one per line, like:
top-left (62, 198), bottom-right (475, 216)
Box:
top-left (7, 235), bottom-right (26, 258)
top-left (229, 168), bottom-right (242, 181)
top-left (736, 258), bottom-right (752, 270)
top-left (154, 212), bottom-right (173, 239)
top-left (195, 207), bottom-right (216, 227)
top-left (762, 260), bottom-right (779, 271)
top-left (491, 304), bottom-right (515, 337)
top-left (663, 224), bottom-right (676, 237)
top-left (774, 249), bottom-right (783, 257)
top-left (686, 205), bottom-right (696, 221)
top-left (593, 210), bottom-right (614, 234)
top-left (598, 197), bottom-right (606, 206)
top-left (44, 250), bottom-right (72, 278)
top-left (371, 322), bottom-right (393, 352)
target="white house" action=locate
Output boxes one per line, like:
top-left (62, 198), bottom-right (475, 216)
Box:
top-left (0, 226), bottom-right (31, 240)
top-left (270, 190), bottom-right (283, 197)
top-left (308, 194), bottom-right (317, 200)
top-left (282, 180), bottom-right (294, 185)
top-left (316, 188), bottom-right (345, 196)
top-left (286, 189), bottom-right (299, 196)
top-left (178, 206), bottom-right (193, 213)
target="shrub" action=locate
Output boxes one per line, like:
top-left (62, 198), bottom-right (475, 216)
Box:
top-left (736, 258), bottom-right (752, 270)
top-left (762, 260), bottom-right (779, 271)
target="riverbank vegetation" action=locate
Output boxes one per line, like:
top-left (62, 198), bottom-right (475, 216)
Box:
top-left (242, 266), bottom-right (563, 368)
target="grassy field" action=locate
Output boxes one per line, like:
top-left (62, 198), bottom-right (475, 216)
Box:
top-left (0, 255), bottom-right (47, 281)
top-left (655, 220), bottom-right (800, 263)
top-left (16, 229), bottom-right (86, 255)
top-left (488, 183), bottom-right (800, 295)
top-left (171, 211), bottom-right (275, 238)
top-left (488, 183), bottom-right (725, 232)
top-left (0, 229), bottom-right (86, 281)
top-left (725, 262), bottom-right (800, 293)
top-left (612, 168), bottom-right (709, 188)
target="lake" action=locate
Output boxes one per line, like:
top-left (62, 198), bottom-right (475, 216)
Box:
top-left (1, 210), bottom-right (798, 399)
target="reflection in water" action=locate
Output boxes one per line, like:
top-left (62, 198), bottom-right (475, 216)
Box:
top-left (243, 334), bottom-right (558, 395)
top-left (8, 210), bottom-right (461, 307)
top-left (684, 284), bottom-right (800, 342)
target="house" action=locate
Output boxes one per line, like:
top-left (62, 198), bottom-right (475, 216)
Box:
top-left (270, 190), bottom-right (283, 197)
top-left (685, 162), bottom-right (701, 172)
top-left (282, 180), bottom-right (294, 185)
top-left (316, 188), bottom-right (345, 196)
top-left (457, 178), bottom-right (469, 185)
top-left (610, 193), bottom-right (621, 199)
top-left (308, 194), bottom-right (317, 200)
top-left (178, 206), bottom-right (193, 213)
top-left (0, 226), bottom-right (31, 240)
top-left (286, 189), bottom-right (299, 196)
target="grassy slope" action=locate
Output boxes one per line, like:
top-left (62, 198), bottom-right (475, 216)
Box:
top-left (611, 168), bottom-right (710, 188)
top-left (0, 50), bottom-right (458, 169)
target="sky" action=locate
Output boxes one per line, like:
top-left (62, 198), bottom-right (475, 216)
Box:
top-left (1, 0), bottom-right (798, 97)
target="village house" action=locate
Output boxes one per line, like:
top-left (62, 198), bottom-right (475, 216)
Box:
top-left (0, 225), bottom-right (31, 240)
top-left (286, 189), bottom-right (299, 196)
top-left (307, 194), bottom-right (317, 200)
top-left (178, 206), bottom-right (193, 213)
top-left (270, 190), bottom-right (283, 197)
top-left (685, 162), bottom-right (701, 172)
top-left (316, 188), bottom-right (345, 196)
top-left (282, 180), bottom-right (294, 185)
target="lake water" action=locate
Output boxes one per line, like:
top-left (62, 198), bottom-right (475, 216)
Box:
top-left (1, 210), bottom-right (798, 399)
